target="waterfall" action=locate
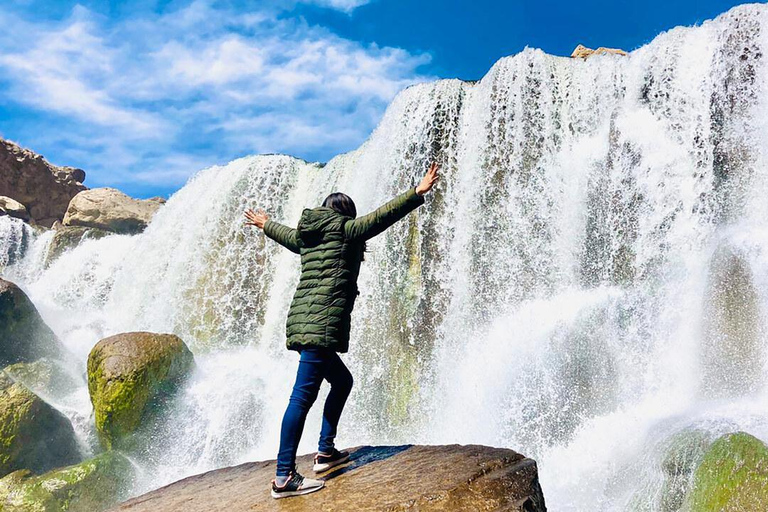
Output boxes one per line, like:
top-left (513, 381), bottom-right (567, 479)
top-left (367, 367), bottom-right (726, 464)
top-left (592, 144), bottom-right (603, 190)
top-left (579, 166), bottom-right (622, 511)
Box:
top-left (3, 4), bottom-right (768, 510)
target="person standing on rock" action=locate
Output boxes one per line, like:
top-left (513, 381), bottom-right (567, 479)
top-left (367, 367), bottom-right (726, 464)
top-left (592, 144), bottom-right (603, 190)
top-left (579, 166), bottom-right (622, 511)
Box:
top-left (244, 163), bottom-right (440, 499)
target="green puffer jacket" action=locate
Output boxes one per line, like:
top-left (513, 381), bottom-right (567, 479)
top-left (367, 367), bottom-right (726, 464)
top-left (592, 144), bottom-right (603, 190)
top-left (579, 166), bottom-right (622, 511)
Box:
top-left (264, 187), bottom-right (425, 352)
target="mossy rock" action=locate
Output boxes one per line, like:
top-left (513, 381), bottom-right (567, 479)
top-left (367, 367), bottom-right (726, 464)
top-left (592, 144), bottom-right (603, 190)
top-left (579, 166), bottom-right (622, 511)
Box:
top-left (3, 359), bottom-right (81, 402)
top-left (657, 429), bottom-right (713, 512)
top-left (87, 332), bottom-right (195, 450)
top-left (686, 432), bottom-right (768, 511)
top-left (0, 450), bottom-right (133, 511)
top-left (0, 372), bottom-right (81, 478)
top-left (46, 226), bottom-right (110, 265)
top-left (0, 279), bottom-right (64, 367)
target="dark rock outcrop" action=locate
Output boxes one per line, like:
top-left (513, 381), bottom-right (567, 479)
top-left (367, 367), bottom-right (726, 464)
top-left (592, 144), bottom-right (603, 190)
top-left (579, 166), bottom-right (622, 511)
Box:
top-left (0, 139), bottom-right (86, 227)
top-left (87, 332), bottom-right (195, 450)
top-left (63, 189), bottom-right (165, 235)
top-left (0, 451), bottom-right (133, 512)
top-left (0, 278), bottom-right (64, 366)
top-left (113, 444), bottom-right (547, 512)
top-left (0, 372), bottom-right (81, 478)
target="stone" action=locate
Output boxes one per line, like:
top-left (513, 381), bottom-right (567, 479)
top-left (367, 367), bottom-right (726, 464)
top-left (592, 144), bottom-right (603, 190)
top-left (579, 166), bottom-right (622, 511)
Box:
top-left (0, 197), bottom-right (30, 222)
top-left (571, 44), bottom-right (628, 58)
top-left (0, 139), bottom-right (86, 227)
top-left (0, 451), bottom-right (133, 512)
top-left (87, 332), bottom-right (195, 450)
top-left (658, 429), bottom-right (713, 512)
top-left (0, 278), bottom-right (64, 367)
top-left (63, 189), bottom-right (165, 235)
top-left (0, 372), bottom-right (81, 478)
top-left (46, 225), bottom-right (111, 265)
top-left (686, 432), bottom-right (768, 511)
top-left (3, 359), bottom-right (81, 402)
top-left (112, 444), bottom-right (547, 512)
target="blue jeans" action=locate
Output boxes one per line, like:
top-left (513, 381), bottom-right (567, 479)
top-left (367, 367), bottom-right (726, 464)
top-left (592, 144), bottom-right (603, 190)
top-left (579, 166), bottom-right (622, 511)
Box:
top-left (276, 348), bottom-right (354, 476)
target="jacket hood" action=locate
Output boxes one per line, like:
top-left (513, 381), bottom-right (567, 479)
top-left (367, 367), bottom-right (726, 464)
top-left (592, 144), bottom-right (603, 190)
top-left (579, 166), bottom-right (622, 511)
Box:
top-left (297, 207), bottom-right (346, 246)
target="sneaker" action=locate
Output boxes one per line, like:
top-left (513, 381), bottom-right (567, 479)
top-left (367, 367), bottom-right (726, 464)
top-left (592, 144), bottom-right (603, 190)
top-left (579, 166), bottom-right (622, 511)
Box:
top-left (270, 472), bottom-right (324, 499)
top-left (313, 448), bottom-right (350, 473)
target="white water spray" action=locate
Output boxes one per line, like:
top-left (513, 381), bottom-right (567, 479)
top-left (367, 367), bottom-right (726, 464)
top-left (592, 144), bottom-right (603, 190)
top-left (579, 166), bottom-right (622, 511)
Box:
top-left (3, 5), bottom-right (768, 510)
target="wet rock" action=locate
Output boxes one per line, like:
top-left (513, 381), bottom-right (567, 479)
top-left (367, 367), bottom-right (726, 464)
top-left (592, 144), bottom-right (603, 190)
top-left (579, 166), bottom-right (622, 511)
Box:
top-left (0, 372), bottom-right (81, 478)
top-left (571, 44), bottom-right (628, 58)
top-left (46, 225), bottom-right (111, 265)
top-left (686, 432), bottom-right (768, 511)
top-left (3, 359), bottom-right (81, 402)
top-left (0, 197), bottom-right (30, 222)
top-left (0, 451), bottom-right (133, 512)
top-left (63, 188), bottom-right (165, 235)
top-left (87, 332), bottom-right (194, 450)
top-left (0, 139), bottom-right (87, 227)
top-left (658, 429), bottom-right (713, 512)
top-left (112, 444), bottom-right (547, 512)
top-left (0, 278), bottom-right (64, 366)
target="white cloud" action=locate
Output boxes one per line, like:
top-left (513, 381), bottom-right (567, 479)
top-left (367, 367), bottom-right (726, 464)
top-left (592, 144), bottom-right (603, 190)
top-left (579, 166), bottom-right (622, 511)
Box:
top-left (301, 0), bottom-right (373, 13)
top-left (0, 0), bottom-right (429, 193)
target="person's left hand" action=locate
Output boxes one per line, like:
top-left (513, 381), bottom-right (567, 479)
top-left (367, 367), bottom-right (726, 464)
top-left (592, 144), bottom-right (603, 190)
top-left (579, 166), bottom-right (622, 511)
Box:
top-left (244, 209), bottom-right (269, 230)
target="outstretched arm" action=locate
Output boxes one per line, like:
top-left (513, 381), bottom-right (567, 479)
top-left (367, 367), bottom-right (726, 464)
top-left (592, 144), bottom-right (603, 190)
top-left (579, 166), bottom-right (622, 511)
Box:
top-left (244, 209), bottom-right (300, 254)
top-left (344, 163), bottom-right (440, 241)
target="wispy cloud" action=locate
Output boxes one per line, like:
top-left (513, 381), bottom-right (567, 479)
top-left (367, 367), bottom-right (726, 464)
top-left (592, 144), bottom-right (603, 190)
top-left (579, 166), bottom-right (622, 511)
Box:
top-left (0, 0), bottom-right (429, 195)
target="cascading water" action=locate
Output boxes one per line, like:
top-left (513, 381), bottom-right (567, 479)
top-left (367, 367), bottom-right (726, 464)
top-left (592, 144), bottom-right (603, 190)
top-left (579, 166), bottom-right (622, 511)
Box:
top-left (3, 4), bottom-right (768, 510)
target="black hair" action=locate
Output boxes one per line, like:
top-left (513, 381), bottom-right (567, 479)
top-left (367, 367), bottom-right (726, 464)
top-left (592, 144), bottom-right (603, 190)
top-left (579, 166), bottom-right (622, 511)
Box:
top-left (322, 192), bottom-right (366, 262)
top-left (322, 192), bottom-right (357, 218)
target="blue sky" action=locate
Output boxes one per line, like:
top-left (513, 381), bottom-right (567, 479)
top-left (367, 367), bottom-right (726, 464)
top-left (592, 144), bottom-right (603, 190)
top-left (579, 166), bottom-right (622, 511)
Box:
top-left (0, 0), bottom-right (755, 198)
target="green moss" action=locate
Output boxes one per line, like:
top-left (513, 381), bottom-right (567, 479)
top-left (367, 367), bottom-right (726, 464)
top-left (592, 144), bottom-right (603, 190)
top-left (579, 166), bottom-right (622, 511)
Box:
top-left (0, 373), bottom-right (80, 477)
top-left (0, 451), bottom-right (133, 512)
top-left (686, 432), bottom-right (768, 511)
top-left (87, 333), bottom-right (194, 450)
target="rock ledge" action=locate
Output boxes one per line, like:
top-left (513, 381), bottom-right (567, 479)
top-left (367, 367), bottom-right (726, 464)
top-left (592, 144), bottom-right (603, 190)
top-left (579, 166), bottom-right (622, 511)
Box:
top-left (112, 444), bottom-right (546, 512)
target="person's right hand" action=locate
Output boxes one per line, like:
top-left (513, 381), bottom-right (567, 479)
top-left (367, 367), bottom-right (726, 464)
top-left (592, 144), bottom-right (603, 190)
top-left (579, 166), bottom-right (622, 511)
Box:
top-left (244, 208), bottom-right (269, 230)
top-left (416, 162), bottom-right (440, 196)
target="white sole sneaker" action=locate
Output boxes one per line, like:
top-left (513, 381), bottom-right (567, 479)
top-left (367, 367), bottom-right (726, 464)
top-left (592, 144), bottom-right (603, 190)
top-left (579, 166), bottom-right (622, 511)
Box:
top-left (313, 452), bottom-right (350, 473)
top-left (270, 483), bottom-right (324, 499)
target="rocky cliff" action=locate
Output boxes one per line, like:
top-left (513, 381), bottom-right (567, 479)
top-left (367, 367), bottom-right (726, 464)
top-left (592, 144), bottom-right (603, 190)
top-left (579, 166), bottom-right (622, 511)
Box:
top-left (112, 444), bottom-right (546, 512)
top-left (0, 139), bottom-right (86, 227)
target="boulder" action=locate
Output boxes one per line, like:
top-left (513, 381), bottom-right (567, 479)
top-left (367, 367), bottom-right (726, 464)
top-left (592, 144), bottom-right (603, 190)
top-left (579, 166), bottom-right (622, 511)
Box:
top-left (46, 225), bottom-right (111, 265)
top-left (686, 432), bottom-right (768, 511)
top-left (0, 451), bottom-right (133, 512)
top-left (658, 429), bottom-right (713, 512)
top-left (112, 444), bottom-right (547, 512)
top-left (571, 44), bottom-right (628, 58)
top-left (87, 332), bottom-right (194, 450)
top-left (0, 278), bottom-right (64, 366)
top-left (63, 189), bottom-right (165, 235)
top-left (0, 139), bottom-right (86, 227)
top-left (3, 359), bottom-right (81, 402)
top-left (0, 372), bottom-right (81, 478)
top-left (0, 197), bottom-right (30, 222)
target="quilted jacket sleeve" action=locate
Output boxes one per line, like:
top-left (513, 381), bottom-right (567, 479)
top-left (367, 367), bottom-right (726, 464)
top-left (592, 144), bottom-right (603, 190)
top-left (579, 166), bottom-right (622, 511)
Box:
top-left (344, 187), bottom-right (425, 242)
top-left (263, 219), bottom-right (301, 254)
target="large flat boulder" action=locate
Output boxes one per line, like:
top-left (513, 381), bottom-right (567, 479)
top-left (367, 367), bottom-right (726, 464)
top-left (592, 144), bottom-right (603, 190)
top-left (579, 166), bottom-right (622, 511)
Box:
top-left (0, 372), bottom-right (81, 478)
top-left (0, 197), bottom-right (30, 222)
top-left (0, 278), bottom-right (64, 366)
top-left (63, 188), bottom-right (165, 235)
top-left (87, 332), bottom-right (195, 450)
top-left (0, 139), bottom-right (86, 227)
top-left (112, 444), bottom-right (547, 511)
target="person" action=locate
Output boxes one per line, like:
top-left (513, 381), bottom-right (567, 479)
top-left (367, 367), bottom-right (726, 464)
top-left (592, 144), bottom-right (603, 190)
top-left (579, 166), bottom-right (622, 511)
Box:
top-left (244, 162), bottom-right (440, 499)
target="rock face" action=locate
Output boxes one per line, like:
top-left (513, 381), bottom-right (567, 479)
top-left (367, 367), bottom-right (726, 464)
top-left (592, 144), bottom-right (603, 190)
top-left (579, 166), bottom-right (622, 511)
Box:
top-left (87, 332), bottom-right (195, 450)
top-left (0, 372), bottom-right (81, 478)
top-left (686, 432), bottom-right (768, 511)
top-left (63, 188), bottom-right (165, 235)
top-left (0, 139), bottom-right (86, 227)
top-left (113, 444), bottom-right (547, 512)
top-left (0, 451), bottom-right (133, 512)
top-left (571, 44), bottom-right (628, 58)
top-left (0, 197), bottom-right (30, 222)
top-left (0, 278), bottom-right (64, 366)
